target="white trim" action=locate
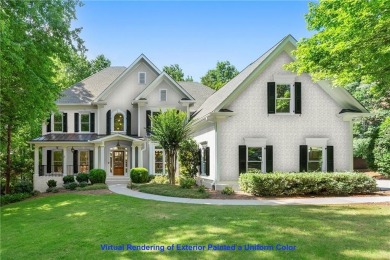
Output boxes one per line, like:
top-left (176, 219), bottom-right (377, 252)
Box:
top-left (244, 138), bottom-right (267, 147)
top-left (138, 72), bottom-right (146, 85)
top-left (52, 113), bottom-right (63, 133)
top-left (111, 109), bottom-right (126, 133)
top-left (246, 146), bottom-right (265, 173)
top-left (79, 113), bottom-right (90, 133)
top-left (305, 138), bottom-right (329, 147)
top-left (275, 83), bottom-right (294, 114)
top-left (305, 138), bottom-right (329, 172)
top-left (160, 89), bottom-right (167, 102)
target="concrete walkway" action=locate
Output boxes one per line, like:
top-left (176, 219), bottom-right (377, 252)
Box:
top-left (108, 184), bottom-right (390, 206)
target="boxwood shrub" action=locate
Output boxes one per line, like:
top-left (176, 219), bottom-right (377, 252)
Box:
top-left (76, 173), bottom-right (89, 183)
top-left (63, 175), bottom-right (75, 184)
top-left (130, 168), bottom-right (149, 183)
top-left (89, 169), bottom-right (106, 184)
top-left (239, 172), bottom-right (377, 196)
top-left (14, 180), bottom-right (33, 194)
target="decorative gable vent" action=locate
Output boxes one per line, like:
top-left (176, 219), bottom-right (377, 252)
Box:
top-left (160, 89), bottom-right (167, 102)
top-left (139, 72), bottom-right (146, 84)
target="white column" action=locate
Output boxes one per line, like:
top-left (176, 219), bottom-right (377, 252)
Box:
top-left (94, 145), bottom-right (99, 168)
top-left (63, 146), bottom-right (67, 176)
top-left (34, 146), bottom-right (39, 176)
top-left (100, 145), bottom-right (105, 170)
top-left (138, 145), bottom-right (142, 167)
top-left (131, 145), bottom-right (135, 169)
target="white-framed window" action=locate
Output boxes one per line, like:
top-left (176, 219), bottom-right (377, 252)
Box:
top-left (154, 146), bottom-right (166, 175)
top-left (247, 147), bottom-right (262, 172)
top-left (80, 113), bottom-right (90, 132)
top-left (160, 89), bottom-right (167, 102)
top-left (53, 150), bottom-right (63, 173)
top-left (308, 146), bottom-right (322, 172)
top-left (79, 150), bottom-right (89, 173)
top-left (53, 113), bottom-right (63, 132)
top-left (275, 84), bottom-right (292, 113)
top-left (138, 72), bottom-right (146, 84)
top-left (113, 112), bottom-right (124, 132)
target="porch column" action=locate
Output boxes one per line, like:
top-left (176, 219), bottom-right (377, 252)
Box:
top-left (100, 145), bottom-right (105, 169)
top-left (94, 145), bottom-right (99, 169)
top-left (63, 146), bottom-right (67, 176)
top-left (131, 145), bottom-right (135, 169)
top-left (138, 145), bottom-right (143, 167)
top-left (34, 146), bottom-right (39, 176)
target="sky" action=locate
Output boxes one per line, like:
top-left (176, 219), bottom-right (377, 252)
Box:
top-left (73, 1), bottom-right (314, 81)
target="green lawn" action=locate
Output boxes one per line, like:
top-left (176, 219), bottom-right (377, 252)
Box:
top-left (1, 193), bottom-right (389, 260)
top-left (133, 183), bottom-right (210, 199)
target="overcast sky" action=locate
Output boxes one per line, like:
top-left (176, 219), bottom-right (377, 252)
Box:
top-left (73, 1), bottom-right (313, 81)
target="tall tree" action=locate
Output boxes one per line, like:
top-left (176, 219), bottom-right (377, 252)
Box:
top-left (201, 61), bottom-right (239, 90)
top-left (150, 109), bottom-right (192, 184)
top-left (0, 0), bottom-right (84, 193)
top-left (163, 64), bottom-right (184, 82)
top-left (285, 0), bottom-right (390, 95)
top-left (90, 54), bottom-right (111, 75)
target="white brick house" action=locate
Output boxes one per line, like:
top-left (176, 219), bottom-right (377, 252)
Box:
top-left (30, 35), bottom-right (369, 191)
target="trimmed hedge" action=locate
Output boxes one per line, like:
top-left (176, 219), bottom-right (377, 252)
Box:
top-left (130, 168), bottom-right (149, 183)
top-left (0, 193), bottom-right (32, 206)
top-left (76, 173), bottom-right (89, 183)
top-left (89, 169), bottom-right (106, 184)
top-left (63, 175), bottom-right (75, 184)
top-left (239, 172), bottom-right (377, 196)
top-left (14, 180), bottom-right (33, 194)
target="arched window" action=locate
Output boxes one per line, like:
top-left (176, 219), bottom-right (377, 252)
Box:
top-left (114, 113), bottom-right (124, 131)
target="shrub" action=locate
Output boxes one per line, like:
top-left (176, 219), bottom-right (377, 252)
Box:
top-left (374, 118), bottom-right (390, 177)
top-left (179, 139), bottom-right (200, 178)
top-left (353, 138), bottom-right (370, 158)
top-left (78, 181), bottom-right (88, 188)
top-left (130, 168), bottom-right (149, 183)
top-left (179, 177), bottom-right (196, 189)
top-left (221, 186), bottom-right (235, 195)
top-left (198, 185), bottom-right (206, 193)
top-left (89, 169), bottom-right (106, 184)
top-left (150, 175), bottom-right (169, 184)
top-left (63, 175), bottom-right (75, 184)
top-left (64, 182), bottom-right (78, 190)
top-left (46, 187), bottom-right (59, 193)
top-left (14, 180), bottom-right (33, 194)
top-left (239, 172), bottom-right (377, 196)
top-left (76, 173), bottom-right (89, 183)
top-left (76, 183), bottom-right (108, 191)
top-left (47, 179), bottom-right (57, 188)
top-left (0, 193), bottom-right (32, 206)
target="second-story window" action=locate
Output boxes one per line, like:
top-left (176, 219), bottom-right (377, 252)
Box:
top-left (114, 113), bottom-right (124, 131)
top-left (276, 84), bottom-right (291, 113)
top-left (80, 114), bottom-right (90, 132)
top-left (53, 113), bottom-right (63, 132)
top-left (139, 72), bottom-right (146, 85)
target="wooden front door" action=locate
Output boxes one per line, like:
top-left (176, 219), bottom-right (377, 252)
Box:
top-left (113, 151), bottom-right (124, 175)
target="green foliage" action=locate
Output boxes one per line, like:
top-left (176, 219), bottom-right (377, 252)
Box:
top-left (374, 118), bottom-right (390, 177)
top-left (63, 175), bottom-right (75, 184)
top-left (239, 172), bottom-right (377, 196)
top-left (179, 177), bottom-right (196, 189)
top-left (150, 175), bottom-right (169, 184)
top-left (130, 168), bottom-right (149, 183)
top-left (63, 182), bottom-right (78, 190)
top-left (221, 186), bottom-right (235, 195)
top-left (78, 182), bottom-right (88, 188)
top-left (163, 64), bottom-right (184, 81)
top-left (136, 183), bottom-right (210, 199)
top-left (46, 187), bottom-right (59, 193)
top-left (197, 185), bottom-right (206, 193)
top-left (353, 138), bottom-right (370, 157)
top-left (76, 183), bottom-right (108, 191)
top-left (201, 61), bottom-right (239, 90)
top-left (13, 180), bottom-right (33, 194)
top-left (89, 169), bottom-right (106, 184)
top-left (47, 180), bottom-right (57, 188)
top-left (179, 139), bottom-right (200, 178)
top-left (76, 173), bottom-right (89, 183)
top-left (0, 193), bottom-right (32, 206)
top-left (150, 109), bottom-right (192, 184)
top-left (285, 1), bottom-right (390, 95)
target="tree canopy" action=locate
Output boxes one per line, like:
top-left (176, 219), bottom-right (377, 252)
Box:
top-left (201, 61), bottom-right (239, 90)
top-left (285, 0), bottom-right (390, 95)
top-left (162, 64), bottom-right (193, 82)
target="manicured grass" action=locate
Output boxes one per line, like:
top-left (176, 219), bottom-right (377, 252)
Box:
top-left (1, 194), bottom-right (389, 259)
top-left (132, 183), bottom-right (210, 199)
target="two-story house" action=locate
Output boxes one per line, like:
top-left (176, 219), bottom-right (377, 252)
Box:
top-left (30, 35), bottom-right (370, 192)
top-left (30, 55), bottom-right (214, 191)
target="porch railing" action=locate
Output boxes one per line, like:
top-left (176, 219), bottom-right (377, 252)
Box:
top-left (39, 165), bottom-right (90, 176)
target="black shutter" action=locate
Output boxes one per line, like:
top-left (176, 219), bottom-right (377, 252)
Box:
top-left (146, 110), bottom-right (151, 135)
top-left (267, 82), bottom-right (276, 114)
top-left (198, 149), bottom-right (202, 173)
top-left (299, 145), bottom-right (308, 172)
top-left (327, 146), bottom-right (334, 172)
top-left (106, 110), bottom-right (111, 135)
top-left (73, 150), bottom-right (78, 174)
top-left (89, 150), bottom-right (94, 171)
top-left (205, 147), bottom-right (210, 176)
top-left (126, 110), bottom-right (131, 136)
top-left (74, 113), bottom-right (79, 132)
top-left (90, 113), bottom-right (95, 132)
top-left (47, 150), bottom-right (52, 173)
top-left (239, 145), bottom-right (247, 175)
top-left (63, 113), bottom-right (68, 132)
top-left (266, 145), bottom-right (273, 173)
top-left (295, 82), bottom-right (302, 114)
top-left (46, 115), bottom-right (52, 132)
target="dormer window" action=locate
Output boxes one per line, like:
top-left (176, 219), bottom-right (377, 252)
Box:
top-left (160, 89), bottom-right (167, 102)
top-left (114, 113), bottom-right (124, 131)
top-left (138, 72), bottom-right (146, 85)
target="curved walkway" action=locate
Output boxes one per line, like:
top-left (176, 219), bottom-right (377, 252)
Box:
top-left (108, 184), bottom-right (390, 206)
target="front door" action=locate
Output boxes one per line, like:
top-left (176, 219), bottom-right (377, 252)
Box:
top-left (113, 151), bottom-right (124, 175)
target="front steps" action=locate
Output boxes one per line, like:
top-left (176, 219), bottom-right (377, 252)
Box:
top-left (106, 176), bottom-right (130, 185)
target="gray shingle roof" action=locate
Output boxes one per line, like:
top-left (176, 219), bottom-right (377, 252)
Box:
top-left (178, 82), bottom-right (215, 111)
top-left (56, 66), bottom-right (126, 104)
top-left (193, 35), bottom-right (291, 120)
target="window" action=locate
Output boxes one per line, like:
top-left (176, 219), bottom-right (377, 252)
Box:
top-left (139, 72), bottom-right (146, 84)
top-left (247, 147), bottom-right (262, 171)
top-left (80, 114), bottom-right (90, 132)
top-left (276, 84), bottom-right (291, 113)
top-left (114, 113), bottom-right (124, 131)
top-left (154, 146), bottom-right (166, 174)
top-left (160, 89), bottom-right (167, 102)
top-left (79, 151), bottom-right (89, 173)
top-left (200, 143), bottom-right (209, 176)
top-left (53, 151), bottom-right (63, 173)
top-left (53, 113), bottom-right (63, 132)
top-left (308, 146), bottom-right (322, 171)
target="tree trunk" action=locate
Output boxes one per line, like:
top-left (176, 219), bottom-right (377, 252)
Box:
top-left (5, 124), bottom-right (12, 194)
